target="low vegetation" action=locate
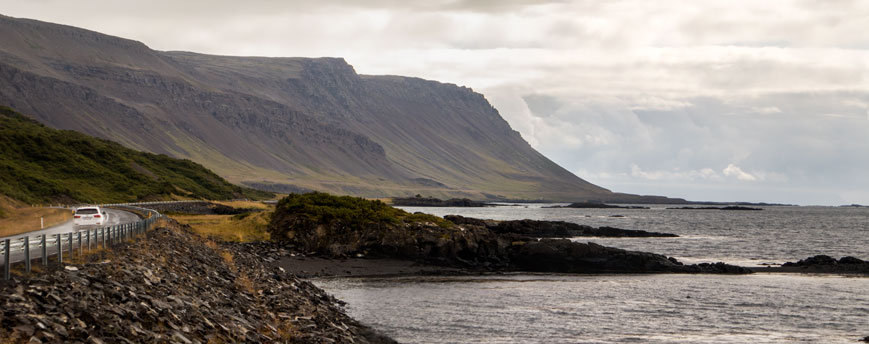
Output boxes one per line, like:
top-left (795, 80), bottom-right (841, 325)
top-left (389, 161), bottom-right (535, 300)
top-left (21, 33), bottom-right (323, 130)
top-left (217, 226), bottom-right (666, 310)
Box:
top-left (0, 207), bottom-right (71, 237)
top-left (273, 192), bottom-right (452, 230)
top-left (0, 106), bottom-right (273, 204)
top-left (212, 200), bottom-right (272, 211)
top-left (173, 211), bottom-right (272, 242)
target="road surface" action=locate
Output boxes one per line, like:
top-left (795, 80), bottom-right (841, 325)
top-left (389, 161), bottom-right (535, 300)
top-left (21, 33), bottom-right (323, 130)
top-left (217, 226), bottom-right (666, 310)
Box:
top-left (1, 207), bottom-right (141, 266)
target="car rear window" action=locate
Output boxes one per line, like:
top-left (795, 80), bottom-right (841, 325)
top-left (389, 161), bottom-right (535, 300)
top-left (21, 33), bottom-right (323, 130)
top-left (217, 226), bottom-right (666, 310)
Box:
top-left (75, 208), bottom-right (99, 215)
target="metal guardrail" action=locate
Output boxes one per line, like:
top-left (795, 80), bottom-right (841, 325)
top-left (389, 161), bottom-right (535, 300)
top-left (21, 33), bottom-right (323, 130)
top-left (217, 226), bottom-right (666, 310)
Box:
top-left (1, 202), bottom-right (167, 280)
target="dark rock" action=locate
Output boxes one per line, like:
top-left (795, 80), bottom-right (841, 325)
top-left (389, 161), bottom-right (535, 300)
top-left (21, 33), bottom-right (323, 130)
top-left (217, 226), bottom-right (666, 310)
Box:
top-left (839, 256), bottom-right (865, 265)
top-left (544, 202), bottom-right (650, 209)
top-left (392, 196), bottom-right (488, 207)
top-left (783, 255), bottom-right (838, 266)
top-left (445, 215), bottom-right (678, 238)
top-left (507, 240), bottom-right (749, 274)
top-left (667, 206), bottom-right (762, 211)
top-left (779, 255), bottom-right (869, 274)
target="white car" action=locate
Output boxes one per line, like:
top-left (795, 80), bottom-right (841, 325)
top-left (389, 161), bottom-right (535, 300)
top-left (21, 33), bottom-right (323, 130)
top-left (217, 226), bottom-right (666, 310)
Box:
top-left (73, 206), bottom-right (107, 227)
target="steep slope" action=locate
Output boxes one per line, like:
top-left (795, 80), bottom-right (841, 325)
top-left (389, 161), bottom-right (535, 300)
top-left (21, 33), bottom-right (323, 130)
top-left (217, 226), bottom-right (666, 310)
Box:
top-left (0, 14), bottom-right (623, 201)
top-left (0, 106), bottom-right (273, 203)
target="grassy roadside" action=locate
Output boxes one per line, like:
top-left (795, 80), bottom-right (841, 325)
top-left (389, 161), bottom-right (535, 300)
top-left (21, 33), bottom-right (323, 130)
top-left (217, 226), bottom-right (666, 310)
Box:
top-left (171, 211), bottom-right (272, 242)
top-left (0, 207), bottom-right (71, 237)
top-left (211, 200), bottom-right (272, 210)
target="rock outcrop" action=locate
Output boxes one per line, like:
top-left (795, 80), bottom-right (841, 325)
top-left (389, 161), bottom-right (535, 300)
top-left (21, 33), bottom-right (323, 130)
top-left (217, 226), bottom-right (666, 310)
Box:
top-left (779, 255), bottom-right (869, 274)
top-left (0, 220), bottom-right (395, 343)
top-left (544, 203), bottom-right (650, 209)
top-left (666, 206), bottom-right (762, 211)
top-left (392, 197), bottom-right (488, 207)
top-left (268, 193), bottom-right (746, 274)
top-left (445, 215), bottom-right (678, 238)
top-left (509, 239), bottom-right (749, 274)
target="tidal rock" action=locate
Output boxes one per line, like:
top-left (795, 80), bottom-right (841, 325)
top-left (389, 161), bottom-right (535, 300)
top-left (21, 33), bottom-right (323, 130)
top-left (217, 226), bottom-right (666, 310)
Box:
top-left (445, 215), bottom-right (678, 238)
top-left (544, 202), bottom-right (650, 209)
top-left (780, 255), bottom-right (869, 274)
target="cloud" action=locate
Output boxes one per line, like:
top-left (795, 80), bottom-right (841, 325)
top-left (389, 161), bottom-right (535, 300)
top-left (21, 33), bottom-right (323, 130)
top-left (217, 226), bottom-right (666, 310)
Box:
top-left (722, 164), bottom-right (756, 181)
top-left (629, 164), bottom-right (722, 182)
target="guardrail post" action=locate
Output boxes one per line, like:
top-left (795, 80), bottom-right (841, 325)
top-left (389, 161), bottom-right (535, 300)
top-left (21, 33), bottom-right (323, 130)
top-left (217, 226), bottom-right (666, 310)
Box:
top-left (56, 234), bottom-right (62, 263)
top-left (67, 232), bottom-right (73, 258)
top-left (4, 239), bottom-right (10, 280)
top-left (42, 235), bottom-right (47, 266)
top-left (24, 236), bottom-right (30, 273)
top-left (77, 231), bottom-right (82, 256)
top-left (87, 229), bottom-right (91, 250)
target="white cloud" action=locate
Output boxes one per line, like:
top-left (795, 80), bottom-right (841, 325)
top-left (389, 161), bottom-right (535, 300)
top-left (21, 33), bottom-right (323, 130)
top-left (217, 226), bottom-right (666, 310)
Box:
top-left (629, 164), bottom-right (723, 182)
top-left (722, 164), bottom-right (757, 181)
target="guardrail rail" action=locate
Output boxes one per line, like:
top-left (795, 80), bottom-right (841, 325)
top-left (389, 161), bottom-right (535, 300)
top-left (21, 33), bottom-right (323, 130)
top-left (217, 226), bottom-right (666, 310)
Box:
top-left (1, 203), bottom-right (166, 280)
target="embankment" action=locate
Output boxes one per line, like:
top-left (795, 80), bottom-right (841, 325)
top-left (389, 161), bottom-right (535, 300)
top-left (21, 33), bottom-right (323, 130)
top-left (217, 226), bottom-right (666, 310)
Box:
top-left (0, 219), bottom-right (395, 343)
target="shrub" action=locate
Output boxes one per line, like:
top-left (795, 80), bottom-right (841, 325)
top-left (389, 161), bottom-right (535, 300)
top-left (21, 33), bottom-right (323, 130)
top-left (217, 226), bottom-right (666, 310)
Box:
top-left (271, 192), bottom-right (454, 230)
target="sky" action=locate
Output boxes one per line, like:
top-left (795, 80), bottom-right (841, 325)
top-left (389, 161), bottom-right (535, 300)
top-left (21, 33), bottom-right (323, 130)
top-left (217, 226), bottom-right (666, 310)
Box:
top-left (4, 0), bottom-right (869, 205)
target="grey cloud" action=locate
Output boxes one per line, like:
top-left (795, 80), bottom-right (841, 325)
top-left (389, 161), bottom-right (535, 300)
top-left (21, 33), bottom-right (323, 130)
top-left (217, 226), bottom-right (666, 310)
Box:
top-left (494, 91), bottom-right (869, 204)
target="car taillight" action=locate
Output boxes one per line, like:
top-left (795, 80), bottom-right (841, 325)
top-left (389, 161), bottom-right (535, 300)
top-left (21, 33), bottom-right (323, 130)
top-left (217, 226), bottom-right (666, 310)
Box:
top-left (74, 215), bottom-right (81, 218)
top-left (93, 214), bottom-right (101, 218)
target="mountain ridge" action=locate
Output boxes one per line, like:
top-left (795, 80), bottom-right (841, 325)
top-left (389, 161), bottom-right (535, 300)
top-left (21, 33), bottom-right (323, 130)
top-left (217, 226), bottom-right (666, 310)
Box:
top-left (0, 14), bottom-right (679, 202)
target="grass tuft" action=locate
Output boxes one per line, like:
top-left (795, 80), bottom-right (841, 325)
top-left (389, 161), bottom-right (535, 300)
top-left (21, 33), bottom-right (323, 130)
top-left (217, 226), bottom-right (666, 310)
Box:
top-left (173, 212), bottom-right (272, 242)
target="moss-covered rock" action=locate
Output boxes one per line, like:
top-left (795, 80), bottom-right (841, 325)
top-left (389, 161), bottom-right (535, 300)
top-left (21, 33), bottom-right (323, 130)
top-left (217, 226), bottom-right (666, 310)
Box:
top-left (268, 192), bottom-right (506, 266)
top-left (268, 192), bottom-right (751, 274)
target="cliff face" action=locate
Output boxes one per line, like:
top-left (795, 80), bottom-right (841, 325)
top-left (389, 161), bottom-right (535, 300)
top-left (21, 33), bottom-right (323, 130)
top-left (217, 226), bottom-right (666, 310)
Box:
top-left (0, 14), bottom-right (619, 201)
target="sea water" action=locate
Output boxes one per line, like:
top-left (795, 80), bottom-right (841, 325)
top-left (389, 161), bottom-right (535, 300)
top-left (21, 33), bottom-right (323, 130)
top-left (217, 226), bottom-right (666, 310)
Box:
top-left (313, 205), bottom-right (869, 343)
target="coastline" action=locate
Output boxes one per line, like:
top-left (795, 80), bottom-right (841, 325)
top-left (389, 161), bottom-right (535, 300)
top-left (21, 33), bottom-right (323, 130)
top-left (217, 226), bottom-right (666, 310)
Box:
top-left (273, 255), bottom-right (869, 279)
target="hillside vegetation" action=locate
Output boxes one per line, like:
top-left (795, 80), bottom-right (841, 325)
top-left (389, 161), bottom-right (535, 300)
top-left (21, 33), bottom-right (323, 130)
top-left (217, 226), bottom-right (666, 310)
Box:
top-left (0, 106), bottom-right (273, 203)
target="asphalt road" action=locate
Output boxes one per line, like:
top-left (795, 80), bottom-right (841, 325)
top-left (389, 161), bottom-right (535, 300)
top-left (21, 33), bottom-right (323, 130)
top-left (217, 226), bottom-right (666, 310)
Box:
top-left (1, 207), bottom-right (141, 266)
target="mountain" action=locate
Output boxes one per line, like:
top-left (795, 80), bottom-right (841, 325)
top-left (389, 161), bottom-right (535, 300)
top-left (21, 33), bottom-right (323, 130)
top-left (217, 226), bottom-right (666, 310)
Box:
top-left (0, 14), bottom-right (668, 202)
top-left (0, 106), bottom-right (273, 204)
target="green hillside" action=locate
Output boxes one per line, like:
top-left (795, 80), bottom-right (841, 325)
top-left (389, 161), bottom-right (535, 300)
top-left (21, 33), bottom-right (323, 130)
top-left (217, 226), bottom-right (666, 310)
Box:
top-left (0, 106), bottom-right (273, 204)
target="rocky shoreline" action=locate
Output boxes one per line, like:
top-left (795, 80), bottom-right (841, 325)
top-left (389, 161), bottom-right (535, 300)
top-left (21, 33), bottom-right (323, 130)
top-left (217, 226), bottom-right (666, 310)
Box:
top-left (445, 215), bottom-right (678, 237)
top-left (391, 197), bottom-right (489, 207)
top-left (268, 193), bottom-right (748, 275)
top-left (666, 206), bottom-right (762, 211)
top-left (543, 202), bottom-right (650, 209)
top-left (756, 255), bottom-right (869, 274)
top-left (0, 220), bottom-right (396, 343)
